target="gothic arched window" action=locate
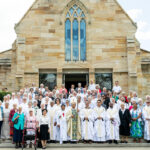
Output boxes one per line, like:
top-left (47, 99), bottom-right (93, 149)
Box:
top-left (65, 4), bottom-right (86, 61)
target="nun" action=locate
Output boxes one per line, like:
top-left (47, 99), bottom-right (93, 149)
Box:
top-left (119, 102), bottom-right (131, 143)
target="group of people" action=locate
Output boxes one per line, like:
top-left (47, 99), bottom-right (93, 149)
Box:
top-left (0, 80), bottom-right (150, 149)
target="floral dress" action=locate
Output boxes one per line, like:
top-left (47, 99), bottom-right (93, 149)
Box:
top-left (130, 109), bottom-right (142, 138)
top-left (9, 109), bottom-right (17, 136)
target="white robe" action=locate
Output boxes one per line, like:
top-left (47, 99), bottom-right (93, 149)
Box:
top-left (106, 107), bottom-right (120, 141)
top-left (1, 108), bottom-right (10, 139)
top-left (143, 105), bottom-right (150, 140)
top-left (65, 106), bottom-right (71, 113)
top-left (93, 106), bottom-right (106, 142)
top-left (57, 109), bottom-right (68, 143)
top-left (90, 99), bottom-right (97, 109)
top-left (77, 102), bottom-right (85, 140)
top-left (80, 108), bottom-right (94, 140)
top-left (9, 99), bottom-right (19, 109)
top-left (54, 104), bottom-right (61, 141)
top-left (48, 106), bottom-right (57, 141)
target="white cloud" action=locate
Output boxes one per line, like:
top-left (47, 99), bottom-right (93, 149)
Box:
top-left (137, 21), bottom-right (148, 30)
top-left (127, 9), bottom-right (142, 20)
top-left (0, 0), bottom-right (35, 52)
top-left (127, 9), bottom-right (150, 50)
top-left (0, 1), bottom-right (150, 51)
top-left (136, 31), bottom-right (150, 41)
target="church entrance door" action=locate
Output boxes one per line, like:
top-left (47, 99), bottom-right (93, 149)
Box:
top-left (63, 74), bottom-right (89, 91)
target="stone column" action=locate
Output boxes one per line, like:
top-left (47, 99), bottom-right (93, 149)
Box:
top-left (136, 49), bottom-right (143, 98)
top-left (89, 68), bottom-right (95, 83)
top-left (57, 68), bottom-right (63, 89)
top-left (127, 37), bottom-right (138, 93)
top-left (15, 36), bottom-right (26, 90)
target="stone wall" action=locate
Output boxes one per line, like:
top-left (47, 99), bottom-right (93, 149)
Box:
top-left (0, 65), bottom-right (11, 90)
top-left (0, 0), bottom-right (149, 98)
top-left (13, 0), bottom-right (138, 94)
top-left (0, 50), bottom-right (12, 91)
top-left (141, 50), bottom-right (150, 98)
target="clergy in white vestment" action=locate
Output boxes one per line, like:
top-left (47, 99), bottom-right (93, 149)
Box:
top-left (20, 97), bottom-right (28, 116)
top-left (57, 104), bottom-right (68, 144)
top-left (143, 99), bottom-right (150, 142)
top-left (48, 100), bottom-right (57, 142)
top-left (67, 99), bottom-right (81, 142)
top-left (91, 95), bottom-right (97, 109)
top-left (76, 96), bottom-right (85, 140)
top-left (93, 100), bottom-right (106, 142)
top-left (111, 98), bottom-right (119, 111)
top-left (106, 102), bottom-right (120, 144)
top-left (80, 101), bottom-right (94, 143)
top-left (77, 96), bottom-right (85, 112)
top-left (9, 93), bottom-right (19, 109)
top-left (54, 98), bottom-right (61, 141)
top-left (65, 99), bottom-right (71, 112)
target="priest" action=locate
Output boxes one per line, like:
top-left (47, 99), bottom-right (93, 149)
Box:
top-left (106, 102), bottom-right (120, 144)
top-left (143, 98), bottom-right (150, 143)
top-left (67, 98), bottom-right (81, 143)
top-left (80, 100), bottom-right (94, 143)
top-left (93, 100), bottom-right (106, 142)
top-left (48, 100), bottom-right (57, 142)
top-left (57, 104), bottom-right (68, 144)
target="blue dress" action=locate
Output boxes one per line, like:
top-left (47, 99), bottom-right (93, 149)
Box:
top-left (130, 109), bottom-right (142, 138)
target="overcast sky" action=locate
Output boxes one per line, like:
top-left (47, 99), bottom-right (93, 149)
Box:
top-left (0, 0), bottom-right (150, 52)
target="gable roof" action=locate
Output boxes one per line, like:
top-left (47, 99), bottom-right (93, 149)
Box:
top-left (141, 49), bottom-right (150, 53)
top-left (15, 0), bottom-right (38, 29)
top-left (15, 0), bottom-right (137, 29)
top-left (114, 0), bottom-right (137, 28)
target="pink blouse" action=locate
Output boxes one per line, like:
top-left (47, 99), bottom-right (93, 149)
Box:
top-left (25, 115), bottom-right (37, 131)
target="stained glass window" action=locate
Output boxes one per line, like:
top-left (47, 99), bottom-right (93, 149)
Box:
top-left (73, 5), bottom-right (77, 9)
top-left (73, 19), bottom-right (79, 61)
top-left (80, 19), bottom-right (86, 61)
top-left (65, 5), bottom-right (86, 61)
top-left (77, 8), bottom-right (82, 16)
top-left (81, 12), bottom-right (85, 18)
top-left (69, 8), bottom-right (74, 15)
top-left (66, 13), bottom-right (70, 18)
top-left (65, 19), bottom-right (71, 61)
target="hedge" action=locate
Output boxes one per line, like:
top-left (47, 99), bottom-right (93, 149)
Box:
top-left (0, 91), bottom-right (12, 102)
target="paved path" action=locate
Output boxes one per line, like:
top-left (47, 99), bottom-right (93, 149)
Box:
top-left (0, 148), bottom-right (150, 150)
top-left (0, 143), bottom-right (150, 149)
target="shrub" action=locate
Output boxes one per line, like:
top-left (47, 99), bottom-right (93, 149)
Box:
top-left (0, 91), bottom-right (12, 102)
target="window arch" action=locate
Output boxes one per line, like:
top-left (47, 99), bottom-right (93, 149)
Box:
top-left (65, 4), bottom-right (86, 61)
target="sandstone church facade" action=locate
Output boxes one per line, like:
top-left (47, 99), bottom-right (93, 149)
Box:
top-left (0, 0), bottom-right (150, 98)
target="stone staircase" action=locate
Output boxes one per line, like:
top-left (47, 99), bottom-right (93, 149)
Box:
top-left (0, 139), bottom-right (150, 148)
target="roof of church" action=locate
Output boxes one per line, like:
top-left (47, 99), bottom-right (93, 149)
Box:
top-left (15, 0), bottom-right (137, 29)
top-left (0, 49), bottom-right (12, 54)
top-left (141, 49), bottom-right (150, 53)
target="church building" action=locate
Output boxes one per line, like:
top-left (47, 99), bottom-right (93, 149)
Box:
top-left (0, 0), bottom-right (150, 98)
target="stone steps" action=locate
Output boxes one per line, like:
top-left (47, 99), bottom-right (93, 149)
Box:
top-left (0, 140), bottom-right (150, 148)
top-left (0, 143), bottom-right (150, 148)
